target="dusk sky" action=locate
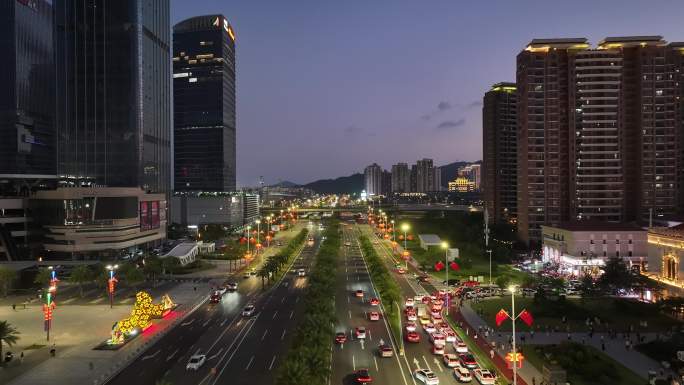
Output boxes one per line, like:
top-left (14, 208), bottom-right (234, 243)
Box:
top-left (172, 0), bottom-right (684, 187)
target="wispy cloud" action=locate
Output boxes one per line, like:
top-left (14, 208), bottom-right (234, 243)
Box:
top-left (466, 100), bottom-right (483, 109)
top-left (437, 101), bottom-right (452, 111)
top-left (436, 119), bottom-right (466, 131)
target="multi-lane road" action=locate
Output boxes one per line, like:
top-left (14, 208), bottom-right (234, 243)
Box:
top-left (108, 224), bottom-right (319, 385)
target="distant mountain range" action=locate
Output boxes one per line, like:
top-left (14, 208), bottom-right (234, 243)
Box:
top-left (269, 160), bottom-right (481, 194)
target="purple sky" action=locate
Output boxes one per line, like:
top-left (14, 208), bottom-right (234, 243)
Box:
top-left (171, 0), bottom-right (684, 186)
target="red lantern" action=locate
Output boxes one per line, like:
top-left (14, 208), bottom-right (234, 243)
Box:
top-left (250, 237), bottom-right (257, 244)
top-left (401, 250), bottom-right (411, 261)
top-left (505, 352), bottom-right (524, 369)
top-left (407, 235), bottom-right (414, 241)
top-left (383, 234), bottom-right (390, 240)
top-left (398, 235), bottom-right (405, 241)
top-left (256, 243), bottom-right (263, 249)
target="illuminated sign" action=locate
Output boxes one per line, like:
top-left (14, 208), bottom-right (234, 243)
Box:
top-left (213, 17), bottom-right (235, 42)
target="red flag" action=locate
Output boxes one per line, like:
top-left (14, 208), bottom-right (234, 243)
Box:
top-left (449, 261), bottom-right (460, 271)
top-left (519, 309), bottom-right (534, 327)
top-left (495, 309), bottom-right (509, 327)
top-left (434, 261), bottom-right (445, 271)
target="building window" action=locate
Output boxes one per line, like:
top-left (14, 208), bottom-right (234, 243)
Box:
top-left (603, 239), bottom-right (606, 244)
top-left (628, 239), bottom-right (632, 244)
top-left (590, 240), bottom-right (594, 244)
top-left (616, 240), bottom-right (619, 244)
top-left (616, 251), bottom-right (620, 257)
top-left (628, 251), bottom-right (632, 257)
top-left (603, 251), bottom-right (607, 257)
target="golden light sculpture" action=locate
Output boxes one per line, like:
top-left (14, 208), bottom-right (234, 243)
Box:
top-left (109, 291), bottom-right (175, 344)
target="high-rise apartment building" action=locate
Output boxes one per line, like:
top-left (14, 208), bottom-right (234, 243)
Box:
top-left (391, 163), bottom-right (411, 193)
top-left (364, 163), bottom-right (383, 196)
top-left (173, 15), bottom-right (237, 192)
top-left (415, 159), bottom-right (434, 193)
top-left (54, 0), bottom-right (172, 193)
top-left (0, 0), bottom-right (54, 176)
top-left (381, 170), bottom-right (392, 196)
top-left (410, 164), bottom-right (418, 192)
top-left (433, 166), bottom-right (443, 191)
top-left (483, 83), bottom-right (517, 223)
top-left (517, 36), bottom-right (684, 244)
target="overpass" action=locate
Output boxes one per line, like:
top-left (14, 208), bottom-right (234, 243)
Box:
top-left (261, 204), bottom-right (482, 214)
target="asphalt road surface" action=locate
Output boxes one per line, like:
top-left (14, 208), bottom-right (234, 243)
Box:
top-left (108, 224), bottom-right (319, 385)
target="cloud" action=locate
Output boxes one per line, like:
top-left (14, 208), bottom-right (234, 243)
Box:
top-left (344, 125), bottom-right (362, 135)
top-left (466, 100), bottom-right (483, 109)
top-left (437, 101), bottom-right (452, 111)
top-left (420, 114), bottom-right (431, 121)
top-left (436, 118), bottom-right (466, 131)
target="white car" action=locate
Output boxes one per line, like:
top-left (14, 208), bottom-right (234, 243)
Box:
top-left (453, 337), bottom-right (468, 353)
top-left (407, 312), bottom-right (417, 321)
top-left (355, 326), bottom-right (367, 339)
top-left (405, 322), bottom-right (417, 332)
top-left (443, 329), bottom-right (457, 343)
top-left (443, 353), bottom-right (459, 368)
top-left (453, 363), bottom-right (472, 383)
top-left (429, 332), bottom-right (446, 346)
top-left (473, 369), bottom-right (495, 385)
top-left (226, 282), bottom-right (238, 291)
top-left (424, 323), bottom-right (436, 334)
top-left (186, 354), bottom-right (206, 370)
top-left (242, 304), bottom-right (256, 317)
top-left (414, 369), bottom-right (440, 385)
top-left (297, 268), bottom-right (306, 277)
top-left (405, 297), bottom-right (415, 307)
top-left (431, 344), bottom-right (445, 355)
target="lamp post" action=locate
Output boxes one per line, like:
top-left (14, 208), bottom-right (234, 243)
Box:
top-left (106, 264), bottom-right (118, 309)
top-left (266, 215), bottom-right (272, 247)
top-left (395, 302), bottom-right (404, 356)
top-left (487, 249), bottom-right (493, 286)
top-left (391, 220), bottom-right (395, 242)
top-left (246, 225), bottom-right (251, 256)
top-left (256, 219), bottom-right (261, 254)
top-left (510, 285), bottom-right (518, 385)
top-left (441, 242), bottom-right (450, 315)
top-left (401, 223), bottom-right (410, 269)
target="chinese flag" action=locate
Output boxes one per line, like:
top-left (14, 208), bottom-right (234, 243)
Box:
top-left (519, 309), bottom-right (534, 327)
top-left (495, 309), bottom-right (509, 327)
top-left (434, 261), bottom-right (445, 271)
top-left (449, 261), bottom-right (460, 271)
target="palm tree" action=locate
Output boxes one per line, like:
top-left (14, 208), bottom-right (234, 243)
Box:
top-left (69, 265), bottom-right (93, 297)
top-left (0, 321), bottom-right (20, 365)
top-left (34, 267), bottom-right (52, 287)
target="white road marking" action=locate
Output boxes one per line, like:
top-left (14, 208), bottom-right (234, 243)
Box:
top-left (261, 330), bottom-right (268, 341)
top-left (360, 339), bottom-right (365, 350)
top-left (374, 357), bottom-right (379, 371)
top-left (181, 318), bottom-right (195, 327)
top-left (433, 357), bottom-right (443, 372)
top-left (202, 319), bottom-right (211, 328)
top-left (368, 329), bottom-right (372, 341)
top-left (348, 310), bottom-right (352, 319)
top-left (422, 355), bottom-right (432, 372)
top-left (166, 348), bottom-right (179, 362)
top-left (289, 310), bottom-right (294, 319)
top-left (295, 297), bottom-right (300, 303)
top-left (272, 310), bottom-right (278, 319)
top-left (141, 350), bottom-right (160, 361)
top-left (268, 355), bottom-right (277, 371)
top-left (347, 297), bottom-right (350, 304)
top-left (281, 329), bottom-right (286, 340)
top-left (208, 348), bottom-right (223, 360)
top-left (220, 318), bottom-right (228, 327)
top-left (245, 355), bottom-right (254, 370)
top-left (352, 355), bottom-right (356, 370)
top-left (281, 297), bottom-right (286, 303)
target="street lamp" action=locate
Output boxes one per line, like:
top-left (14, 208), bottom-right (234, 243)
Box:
top-left (509, 285), bottom-right (519, 385)
top-left (256, 219), bottom-right (261, 254)
top-left (246, 225), bottom-right (252, 256)
top-left (441, 241), bottom-right (450, 315)
top-left (391, 220), bottom-right (395, 242)
top-left (401, 223), bottom-right (410, 269)
top-left (106, 264), bottom-right (119, 309)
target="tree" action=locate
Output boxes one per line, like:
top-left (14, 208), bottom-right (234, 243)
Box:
top-left (123, 267), bottom-right (145, 288)
top-left (0, 267), bottom-right (16, 297)
top-left (495, 275), bottom-right (511, 290)
top-left (69, 265), bottom-right (93, 297)
top-left (598, 257), bottom-right (634, 294)
top-left (0, 321), bottom-right (20, 366)
top-left (579, 274), bottom-right (596, 301)
top-left (143, 256), bottom-right (163, 287)
top-left (162, 257), bottom-right (180, 275)
top-left (34, 267), bottom-right (52, 287)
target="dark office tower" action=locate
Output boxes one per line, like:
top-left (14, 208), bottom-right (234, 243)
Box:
top-left (415, 158), bottom-right (434, 193)
top-left (381, 170), bottom-right (392, 196)
top-left (517, 39), bottom-right (589, 245)
top-left (482, 83), bottom-right (517, 224)
top-left (0, 0), bottom-right (54, 176)
top-left (173, 15), bottom-right (236, 192)
top-left (54, 0), bottom-right (171, 193)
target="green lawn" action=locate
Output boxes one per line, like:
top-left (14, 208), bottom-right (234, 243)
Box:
top-left (522, 343), bottom-right (643, 385)
top-left (472, 296), bottom-right (681, 332)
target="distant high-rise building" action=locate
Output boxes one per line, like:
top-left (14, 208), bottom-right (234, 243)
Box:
top-left (410, 164), bottom-right (418, 192)
top-left (0, 0), bottom-right (54, 176)
top-left (433, 167), bottom-right (443, 191)
top-left (517, 36), bottom-right (684, 244)
top-left (483, 83), bottom-right (517, 223)
top-left (173, 15), bottom-right (237, 192)
top-left (381, 170), bottom-right (392, 196)
top-left (54, 0), bottom-right (171, 193)
top-left (364, 163), bottom-right (383, 196)
top-left (391, 163), bottom-right (410, 193)
top-left (416, 159), bottom-right (434, 193)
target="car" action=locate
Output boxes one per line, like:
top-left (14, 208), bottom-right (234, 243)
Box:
top-left (473, 369), bottom-right (495, 385)
top-left (453, 364), bottom-right (472, 383)
top-left (405, 297), bottom-right (415, 307)
top-left (368, 311), bottom-right (380, 321)
top-left (354, 368), bottom-right (373, 384)
top-left (453, 337), bottom-right (468, 353)
top-left (355, 290), bottom-right (364, 298)
top-left (421, 296), bottom-right (432, 304)
top-left (431, 304), bottom-right (443, 313)
top-left (297, 268), bottom-right (306, 277)
top-left (186, 354), bottom-right (206, 370)
top-left (443, 353), bottom-right (460, 368)
top-left (406, 311), bottom-right (417, 321)
top-left (406, 331), bottom-right (420, 343)
top-left (443, 278), bottom-right (461, 286)
top-left (243, 272), bottom-right (251, 279)
top-left (404, 305), bottom-right (415, 314)
top-left (414, 369), bottom-right (439, 385)
top-left (405, 322), bottom-right (417, 332)
top-left (443, 329), bottom-right (457, 343)
top-left (379, 344), bottom-right (393, 357)
top-left (369, 297), bottom-right (380, 306)
top-left (209, 291), bottom-right (222, 304)
top-left (429, 332), bottom-right (446, 346)
top-left (226, 282), bottom-right (238, 292)
top-left (215, 286), bottom-right (227, 295)
top-left (431, 344), bottom-right (445, 355)
top-left (431, 314), bottom-right (443, 323)
top-left (355, 326), bottom-right (367, 339)
top-left (419, 315), bottom-right (431, 325)
top-left (345, 242), bottom-right (352, 247)
top-left (459, 353), bottom-right (478, 369)
top-left (241, 304), bottom-right (256, 317)
top-left (424, 323), bottom-right (436, 334)
top-left (335, 332), bottom-right (347, 344)
top-left (418, 275), bottom-right (431, 283)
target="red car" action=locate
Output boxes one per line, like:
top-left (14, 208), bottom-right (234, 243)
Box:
top-left (421, 296), bottom-right (431, 304)
top-left (355, 369), bottom-right (373, 384)
top-left (335, 332), bottom-right (347, 344)
top-left (369, 297), bottom-right (380, 306)
top-left (459, 353), bottom-right (478, 369)
top-left (406, 331), bottom-right (420, 343)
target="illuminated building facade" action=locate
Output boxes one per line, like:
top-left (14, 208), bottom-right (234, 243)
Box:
top-left (54, 0), bottom-right (171, 193)
top-left (448, 177), bottom-right (476, 193)
top-left (391, 163), bottom-right (410, 193)
top-left (173, 15), bottom-right (237, 192)
top-left (364, 163), bottom-right (383, 196)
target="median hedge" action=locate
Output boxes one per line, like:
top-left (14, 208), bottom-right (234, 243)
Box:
top-left (257, 228), bottom-right (308, 286)
top-left (276, 220), bottom-right (340, 385)
top-left (359, 235), bottom-right (403, 344)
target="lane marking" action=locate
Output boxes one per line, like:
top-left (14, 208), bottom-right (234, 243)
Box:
top-left (268, 355), bottom-right (277, 371)
top-left (289, 310), bottom-right (294, 319)
top-left (374, 356), bottom-right (379, 371)
top-left (220, 318), bottom-right (227, 327)
top-left (352, 355), bottom-right (356, 371)
top-left (166, 348), bottom-right (179, 362)
top-left (245, 355), bottom-right (254, 370)
top-left (141, 350), bottom-right (160, 361)
top-left (422, 355), bottom-right (432, 372)
top-left (261, 330), bottom-right (268, 341)
top-left (347, 297), bottom-right (350, 304)
top-left (281, 329), bottom-right (286, 340)
top-left (208, 348), bottom-right (223, 360)
top-left (348, 310), bottom-right (352, 319)
top-left (181, 318), bottom-right (195, 327)
top-left (210, 317), bottom-right (259, 385)
top-left (272, 310), bottom-right (279, 320)
top-left (281, 297), bottom-right (286, 303)
top-left (202, 319), bottom-right (211, 328)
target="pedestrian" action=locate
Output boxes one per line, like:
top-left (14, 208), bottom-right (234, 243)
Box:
top-left (20, 351), bottom-right (24, 364)
top-left (530, 330), bottom-right (535, 340)
top-left (601, 342), bottom-right (606, 351)
top-left (567, 333), bottom-right (572, 341)
top-left (12, 304), bottom-right (16, 311)
top-left (490, 349), bottom-right (495, 359)
top-left (193, 286), bottom-right (197, 292)
top-left (532, 377), bottom-right (536, 385)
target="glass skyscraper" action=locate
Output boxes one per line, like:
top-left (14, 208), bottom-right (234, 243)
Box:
top-left (54, 0), bottom-right (171, 193)
top-left (173, 15), bottom-right (237, 192)
top-left (0, 0), bottom-right (55, 177)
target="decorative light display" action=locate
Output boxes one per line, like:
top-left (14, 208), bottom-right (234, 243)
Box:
top-left (109, 291), bottom-right (175, 344)
top-left (505, 352), bottom-right (524, 369)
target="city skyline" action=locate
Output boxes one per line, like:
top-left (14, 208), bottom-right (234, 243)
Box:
top-left (172, 0), bottom-right (684, 186)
